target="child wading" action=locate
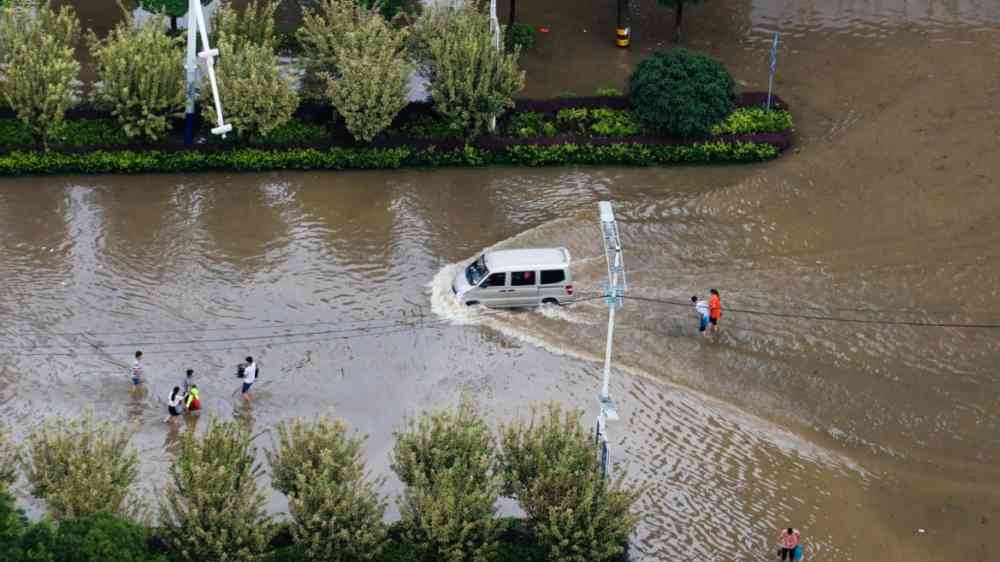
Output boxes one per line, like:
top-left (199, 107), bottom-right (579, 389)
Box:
top-left (164, 386), bottom-right (183, 425)
top-left (709, 289), bottom-right (722, 333)
top-left (185, 385), bottom-right (201, 414)
top-left (130, 350), bottom-right (144, 390)
top-left (778, 527), bottom-right (801, 561)
top-left (691, 295), bottom-right (710, 336)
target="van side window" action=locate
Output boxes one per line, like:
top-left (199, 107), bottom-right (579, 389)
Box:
top-left (540, 269), bottom-right (565, 284)
top-left (511, 271), bottom-right (536, 286)
top-left (484, 272), bottom-right (507, 287)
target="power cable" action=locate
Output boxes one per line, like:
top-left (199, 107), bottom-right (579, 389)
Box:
top-left (622, 295), bottom-right (1000, 329)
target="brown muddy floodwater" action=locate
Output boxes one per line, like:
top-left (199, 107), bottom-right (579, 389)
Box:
top-left (4, 1), bottom-right (1000, 561)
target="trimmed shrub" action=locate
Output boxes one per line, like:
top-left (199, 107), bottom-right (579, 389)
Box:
top-left (506, 22), bottom-right (535, 52)
top-left (0, 0), bottom-right (81, 148)
top-left (87, 10), bottom-right (184, 142)
top-left (325, 4), bottom-right (411, 142)
top-left (711, 107), bottom-right (793, 135)
top-left (21, 409), bottom-right (141, 520)
top-left (390, 115), bottom-right (458, 139)
top-left (417, 4), bottom-right (525, 138)
top-left (500, 403), bottom-right (642, 562)
top-left (504, 111), bottom-right (550, 138)
top-left (629, 48), bottom-right (735, 137)
top-left (0, 139), bottom-right (781, 175)
top-left (267, 416), bottom-right (388, 562)
top-left (159, 419), bottom-right (275, 562)
top-left (555, 108), bottom-right (642, 136)
top-left (254, 120), bottom-right (329, 145)
top-left (392, 399), bottom-right (502, 562)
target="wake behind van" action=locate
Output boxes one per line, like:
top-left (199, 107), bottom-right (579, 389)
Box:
top-left (451, 248), bottom-right (574, 308)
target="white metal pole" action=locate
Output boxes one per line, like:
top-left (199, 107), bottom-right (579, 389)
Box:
top-left (601, 302), bottom-right (615, 400)
top-left (193, 0), bottom-right (231, 137)
top-left (183, 0), bottom-right (198, 145)
top-left (488, 0), bottom-right (500, 133)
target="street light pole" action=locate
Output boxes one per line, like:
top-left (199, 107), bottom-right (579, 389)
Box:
top-left (488, 0), bottom-right (500, 132)
top-left (183, 0), bottom-right (231, 146)
top-left (596, 201), bottom-right (625, 478)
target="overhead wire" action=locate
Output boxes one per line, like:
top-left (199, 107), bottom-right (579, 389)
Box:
top-left (621, 295), bottom-right (1000, 329)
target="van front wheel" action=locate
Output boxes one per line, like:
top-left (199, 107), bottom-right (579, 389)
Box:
top-left (542, 298), bottom-right (560, 306)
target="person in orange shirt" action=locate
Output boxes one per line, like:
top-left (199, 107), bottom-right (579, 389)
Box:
top-left (708, 289), bottom-right (722, 333)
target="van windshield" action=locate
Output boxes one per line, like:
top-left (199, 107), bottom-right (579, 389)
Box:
top-left (465, 256), bottom-right (488, 286)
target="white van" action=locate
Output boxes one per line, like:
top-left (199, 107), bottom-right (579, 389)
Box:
top-left (452, 248), bottom-right (574, 308)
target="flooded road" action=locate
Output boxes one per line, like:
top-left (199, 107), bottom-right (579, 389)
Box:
top-left (4, 1), bottom-right (1000, 561)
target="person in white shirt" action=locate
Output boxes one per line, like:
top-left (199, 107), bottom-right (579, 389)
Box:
top-left (691, 295), bottom-right (710, 336)
top-left (130, 350), bottom-right (144, 392)
top-left (164, 386), bottom-right (183, 425)
top-left (241, 356), bottom-right (257, 403)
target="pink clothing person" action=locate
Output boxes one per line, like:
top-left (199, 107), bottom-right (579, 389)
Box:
top-left (779, 528), bottom-right (800, 561)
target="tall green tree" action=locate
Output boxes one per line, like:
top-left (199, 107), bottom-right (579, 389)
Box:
top-left (392, 399), bottom-right (502, 562)
top-left (500, 403), bottom-right (643, 562)
top-left (205, 0), bottom-right (298, 140)
top-left (656, 0), bottom-right (704, 41)
top-left (21, 410), bottom-right (141, 521)
top-left (159, 419), bottom-right (275, 562)
top-left (325, 3), bottom-right (411, 142)
top-left (87, 9), bottom-right (185, 142)
top-left (0, 0), bottom-right (81, 149)
top-left (268, 416), bottom-right (388, 562)
top-left (414, 3), bottom-right (524, 138)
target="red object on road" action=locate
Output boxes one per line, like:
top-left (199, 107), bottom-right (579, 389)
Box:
top-left (539, 27), bottom-right (550, 33)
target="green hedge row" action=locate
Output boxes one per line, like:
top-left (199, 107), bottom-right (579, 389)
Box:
top-left (0, 141), bottom-right (780, 175)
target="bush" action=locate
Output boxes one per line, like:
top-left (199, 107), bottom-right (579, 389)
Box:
top-left (418, 4), bottom-right (525, 138)
top-left (298, 0), bottom-right (357, 75)
top-left (629, 48), bottom-right (735, 137)
top-left (54, 512), bottom-right (165, 562)
top-left (595, 87), bottom-right (623, 97)
top-left (356, 0), bottom-right (420, 22)
top-left (392, 399), bottom-right (502, 562)
top-left (21, 409), bottom-right (141, 520)
top-left (507, 22), bottom-right (535, 52)
top-left (0, 138), bottom-right (782, 175)
top-left (0, 0), bottom-right (81, 148)
top-left (206, 35), bottom-right (299, 140)
top-left (0, 423), bottom-right (19, 489)
top-left (87, 10), bottom-right (184, 142)
top-left (267, 416), bottom-right (388, 562)
top-left (254, 120), bottom-right (329, 145)
top-left (390, 115), bottom-right (458, 139)
top-left (0, 490), bottom-right (27, 557)
top-left (159, 419), bottom-right (275, 562)
top-left (325, 4), bottom-right (411, 142)
top-left (504, 111), bottom-right (550, 138)
top-left (499, 403), bottom-right (642, 562)
top-left (711, 107), bottom-right (793, 135)
top-left (212, 0), bottom-right (278, 51)
top-left (556, 108), bottom-right (642, 136)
